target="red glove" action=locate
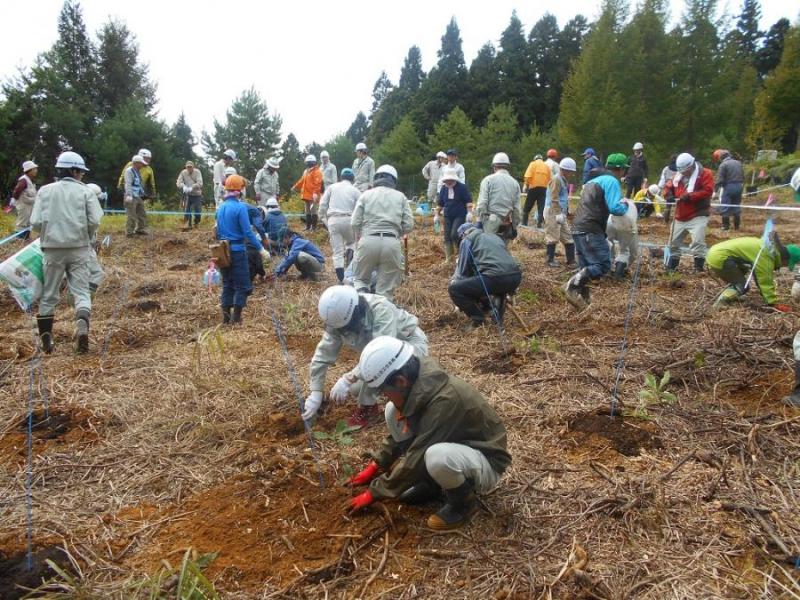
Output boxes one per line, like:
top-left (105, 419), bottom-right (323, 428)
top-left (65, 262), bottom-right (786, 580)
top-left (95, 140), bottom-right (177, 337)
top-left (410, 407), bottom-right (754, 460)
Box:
top-left (773, 303), bottom-right (792, 313)
top-left (348, 461), bottom-right (380, 486)
top-left (349, 490), bottom-right (374, 512)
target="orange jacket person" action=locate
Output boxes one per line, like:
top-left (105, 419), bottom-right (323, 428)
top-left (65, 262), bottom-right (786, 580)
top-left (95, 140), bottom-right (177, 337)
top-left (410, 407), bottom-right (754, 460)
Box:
top-left (293, 154), bottom-right (324, 232)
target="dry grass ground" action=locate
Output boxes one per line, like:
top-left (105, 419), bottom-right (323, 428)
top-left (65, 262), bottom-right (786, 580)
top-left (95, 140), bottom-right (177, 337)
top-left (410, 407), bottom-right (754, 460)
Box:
top-left (0, 196), bottom-right (799, 599)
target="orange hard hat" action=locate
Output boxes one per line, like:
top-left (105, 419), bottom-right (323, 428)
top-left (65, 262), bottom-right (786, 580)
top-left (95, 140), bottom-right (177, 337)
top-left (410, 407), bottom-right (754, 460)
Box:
top-left (547, 148), bottom-right (558, 159)
top-left (224, 174), bottom-right (246, 191)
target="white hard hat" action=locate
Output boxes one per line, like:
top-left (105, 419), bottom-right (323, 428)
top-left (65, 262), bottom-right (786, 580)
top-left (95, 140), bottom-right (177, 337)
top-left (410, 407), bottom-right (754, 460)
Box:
top-left (441, 167), bottom-right (459, 182)
top-left (436, 151), bottom-right (447, 159)
top-left (138, 148), bottom-right (152, 159)
top-left (266, 157), bottom-right (281, 169)
top-left (305, 154), bottom-right (317, 163)
top-left (318, 285), bottom-right (359, 329)
top-left (558, 157), bottom-right (577, 172)
top-left (648, 184), bottom-right (660, 196)
top-left (375, 164), bottom-right (398, 180)
top-left (56, 151), bottom-right (89, 171)
top-left (132, 154), bottom-right (145, 164)
top-left (224, 166), bottom-right (237, 176)
top-left (320, 150), bottom-right (330, 158)
top-left (86, 183), bottom-right (102, 196)
top-left (492, 152), bottom-right (510, 166)
top-left (223, 149), bottom-right (236, 160)
top-left (676, 152), bottom-right (695, 171)
top-left (22, 160), bottom-right (38, 172)
top-left (355, 142), bottom-right (367, 152)
top-left (633, 142), bottom-right (644, 151)
top-left (359, 336), bottom-right (415, 389)
top-left (265, 197), bottom-right (280, 209)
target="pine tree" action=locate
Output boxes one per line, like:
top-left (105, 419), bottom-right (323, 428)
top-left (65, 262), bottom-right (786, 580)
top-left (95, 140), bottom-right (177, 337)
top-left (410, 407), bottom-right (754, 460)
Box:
top-left (757, 18), bottom-right (791, 78)
top-left (346, 112), bottom-right (369, 145)
top-left (528, 14), bottom-right (563, 129)
top-left (496, 11), bottom-right (536, 130)
top-left (370, 72), bottom-right (394, 114)
top-left (170, 113), bottom-right (196, 162)
top-left (399, 46), bottom-right (426, 92)
top-left (374, 117), bottom-right (426, 196)
top-left (426, 108), bottom-right (480, 189)
top-left (733, 0), bottom-right (763, 61)
top-left (478, 104), bottom-right (520, 171)
top-left (279, 133), bottom-right (304, 195)
top-left (463, 43), bottom-right (500, 126)
top-left (49, 0), bottom-right (96, 106)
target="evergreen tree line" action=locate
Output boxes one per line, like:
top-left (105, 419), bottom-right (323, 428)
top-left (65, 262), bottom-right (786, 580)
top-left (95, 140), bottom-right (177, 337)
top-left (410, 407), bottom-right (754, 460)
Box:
top-left (326, 0), bottom-right (797, 196)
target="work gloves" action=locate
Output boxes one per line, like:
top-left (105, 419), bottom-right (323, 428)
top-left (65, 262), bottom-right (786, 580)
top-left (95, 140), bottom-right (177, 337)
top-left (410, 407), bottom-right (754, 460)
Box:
top-left (182, 185), bottom-right (193, 194)
top-left (466, 211), bottom-right (474, 223)
top-left (433, 214), bottom-right (440, 226)
top-left (555, 214), bottom-right (565, 225)
top-left (774, 304), bottom-right (792, 313)
top-left (301, 391), bottom-right (324, 421)
top-left (349, 490), bottom-right (374, 512)
top-left (348, 461), bottom-right (381, 486)
top-left (259, 249), bottom-right (271, 262)
top-left (330, 373), bottom-right (356, 403)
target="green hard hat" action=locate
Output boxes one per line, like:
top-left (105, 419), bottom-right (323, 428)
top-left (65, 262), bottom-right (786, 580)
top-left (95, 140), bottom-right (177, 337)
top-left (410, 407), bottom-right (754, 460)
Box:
top-left (786, 244), bottom-right (800, 270)
top-left (606, 153), bottom-right (629, 169)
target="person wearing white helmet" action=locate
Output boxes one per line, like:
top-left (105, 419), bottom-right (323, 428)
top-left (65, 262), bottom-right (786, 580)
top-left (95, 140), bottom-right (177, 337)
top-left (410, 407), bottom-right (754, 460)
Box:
top-left (345, 336), bottom-right (511, 530)
top-left (254, 157), bottom-right (281, 206)
top-left (176, 160), bottom-right (204, 230)
top-left (31, 151), bottom-right (104, 355)
top-left (543, 157), bottom-right (577, 268)
top-left (352, 142), bottom-right (375, 192)
top-left (303, 286), bottom-right (429, 427)
top-left (437, 149), bottom-right (466, 192)
top-left (320, 150), bottom-right (338, 191)
top-left (351, 164), bottom-right (414, 301)
top-left (436, 166), bottom-right (473, 264)
top-left (663, 152), bottom-right (714, 273)
top-left (422, 152), bottom-right (447, 205)
top-left (123, 154), bottom-right (149, 236)
top-left (261, 197), bottom-right (288, 254)
top-left (213, 149), bottom-right (237, 208)
top-left (320, 168), bottom-right (360, 282)
top-left (292, 154), bottom-right (324, 231)
top-left (475, 152), bottom-right (521, 243)
top-left (632, 183), bottom-right (664, 219)
top-left (11, 160), bottom-right (39, 240)
top-left (117, 148), bottom-right (156, 200)
top-left (625, 142), bottom-right (648, 198)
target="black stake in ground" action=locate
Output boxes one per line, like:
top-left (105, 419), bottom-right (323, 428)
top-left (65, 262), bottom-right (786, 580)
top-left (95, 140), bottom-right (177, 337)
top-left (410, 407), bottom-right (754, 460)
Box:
top-left (611, 251), bottom-right (644, 417)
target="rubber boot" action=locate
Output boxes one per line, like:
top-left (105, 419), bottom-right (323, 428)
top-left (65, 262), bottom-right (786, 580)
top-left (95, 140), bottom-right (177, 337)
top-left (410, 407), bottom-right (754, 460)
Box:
top-left (733, 214), bottom-right (740, 231)
top-left (564, 268), bottom-right (590, 310)
top-left (565, 243), bottom-right (576, 266)
top-left (335, 267), bottom-right (345, 283)
top-left (491, 294), bottom-right (507, 325)
top-left (399, 477), bottom-right (443, 505)
top-left (221, 305), bottom-right (232, 325)
top-left (784, 363), bottom-right (800, 407)
top-left (231, 305), bottom-right (243, 324)
top-left (546, 244), bottom-right (558, 267)
top-left (74, 308), bottom-right (90, 354)
top-left (613, 261), bottom-right (627, 280)
top-left (37, 316), bottom-right (55, 354)
top-left (694, 257), bottom-right (705, 273)
top-left (444, 241), bottom-right (453, 264)
top-left (666, 256), bottom-right (680, 273)
top-left (427, 479), bottom-right (478, 530)
top-left (345, 248), bottom-right (354, 267)
top-left (311, 214), bottom-right (318, 232)
top-left (303, 215), bottom-right (310, 231)
top-left (721, 215), bottom-right (730, 231)
top-left (522, 211), bottom-right (529, 227)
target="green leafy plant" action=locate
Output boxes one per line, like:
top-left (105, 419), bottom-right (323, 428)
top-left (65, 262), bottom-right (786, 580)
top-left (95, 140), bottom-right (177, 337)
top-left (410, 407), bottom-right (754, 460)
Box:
top-left (314, 419), bottom-right (362, 477)
top-left (192, 326), bottom-right (225, 375)
top-left (634, 370), bottom-right (677, 420)
top-left (128, 549), bottom-right (220, 599)
top-left (516, 289), bottom-right (539, 306)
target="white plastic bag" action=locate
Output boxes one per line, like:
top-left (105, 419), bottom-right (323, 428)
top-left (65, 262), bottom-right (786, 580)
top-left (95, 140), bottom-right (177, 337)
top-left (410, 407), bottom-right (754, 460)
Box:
top-left (0, 239), bottom-right (44, 311)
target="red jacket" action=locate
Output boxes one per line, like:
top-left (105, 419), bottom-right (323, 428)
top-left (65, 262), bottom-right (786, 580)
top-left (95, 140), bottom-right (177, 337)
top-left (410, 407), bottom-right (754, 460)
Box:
top-left (666, 166), bottom-right (714, 222)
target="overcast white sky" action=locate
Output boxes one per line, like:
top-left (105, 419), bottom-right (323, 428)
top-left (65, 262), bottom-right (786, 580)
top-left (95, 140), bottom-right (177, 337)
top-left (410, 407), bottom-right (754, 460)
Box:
top-left (0, 1), bottom-right (796, 150)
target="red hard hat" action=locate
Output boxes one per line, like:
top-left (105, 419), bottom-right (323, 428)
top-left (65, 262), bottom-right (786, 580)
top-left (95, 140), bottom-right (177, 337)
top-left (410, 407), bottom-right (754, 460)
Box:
top-left (547, 148), bottom-right (558, 159)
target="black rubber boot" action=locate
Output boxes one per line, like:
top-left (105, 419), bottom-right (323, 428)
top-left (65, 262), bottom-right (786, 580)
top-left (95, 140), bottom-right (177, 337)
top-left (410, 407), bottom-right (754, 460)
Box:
top-left (565, 243), bottom-right (576, 266)
top-left (784, 363), bottom-right (800, 407)
top-left (666, 256), bottom-right (680, 273)
top-left (37, 316), bottom-right (55, 354)
top-left (399, 478), bottom-right (443, 505)
top-left (427, 479), bottom-right (478, 530)
top-left (522, 211), bottom-right (529, 227)
top-left (694, 257), bottom-right (705, 273)
top-left (311, 214), bottom-right (318, 231)
top-left (335, 267), bottom-right (345, 283)
top-left (345, 248), bottom-right (354, 267)
top-left (74, 308), bottom-right (90, 354)
top-left (613, 261), bottom-right (627, 280)
top-left (546, 244), bottom-right (558, 267)
top-left (231, 305), bottom-right (243, 324)
top-left (491, 294), bottom-right (507, 325)
top-left (221, 305), bottom-right (232, 325)
top-left (721, 216), bottom-right (730, 231)
top-left (733, 215), bottom-right (740, 230)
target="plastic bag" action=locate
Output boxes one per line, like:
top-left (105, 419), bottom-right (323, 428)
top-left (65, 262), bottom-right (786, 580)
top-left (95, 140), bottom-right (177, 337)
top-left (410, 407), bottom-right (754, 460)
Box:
top-left (203, 261), bottom-right (221, 291)
top-left (0, 239), bottom-right (43, 311)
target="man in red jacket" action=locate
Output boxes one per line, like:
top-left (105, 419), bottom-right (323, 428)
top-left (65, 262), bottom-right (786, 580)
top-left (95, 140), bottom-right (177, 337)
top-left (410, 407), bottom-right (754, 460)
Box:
top-left (664, 152), bottom-right (714, 272)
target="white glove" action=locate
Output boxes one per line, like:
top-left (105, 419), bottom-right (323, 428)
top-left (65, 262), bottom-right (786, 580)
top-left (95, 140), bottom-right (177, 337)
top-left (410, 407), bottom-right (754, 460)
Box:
top-left (259, 249), bottom-right (271, 262)
top-left (183, 185), bottom-right (193, 194)
top-left (433, 214), bottom-right (440, 225)
top-left (555, 214), bottom-right (565, 225)
top-left (301, 391), bottom-right (324, 421)
top-left (466, 211), bottom-right (474, 223)
top-left (792, 282), bottom-right (800, 302)
top-left (655, 212), bottom-right (664, 219)
top-left (330, 375), bottom-right (354, 403)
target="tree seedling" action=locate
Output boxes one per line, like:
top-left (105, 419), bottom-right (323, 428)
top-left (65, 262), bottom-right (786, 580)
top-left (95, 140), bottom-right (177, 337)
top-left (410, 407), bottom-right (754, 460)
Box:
top-left (633, 370), bottom-right (677, 420)
top-left (313, 419), bottom-right (362, 477)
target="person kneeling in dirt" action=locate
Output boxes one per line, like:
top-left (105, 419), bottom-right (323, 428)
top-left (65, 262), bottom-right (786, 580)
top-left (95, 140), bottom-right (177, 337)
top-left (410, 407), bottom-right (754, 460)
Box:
top-left (302, 285), bottom-right (429, 428)
top-left (564, 153), bottom-right (630, 310)
top-left (272, 229), bottom-right (325, 281)
top-left (448, 223), bottom-right (522, 331)
top-left (346, 336), bottom-right (511, 530)
top-left (707, 234), bottom-right (799, 312)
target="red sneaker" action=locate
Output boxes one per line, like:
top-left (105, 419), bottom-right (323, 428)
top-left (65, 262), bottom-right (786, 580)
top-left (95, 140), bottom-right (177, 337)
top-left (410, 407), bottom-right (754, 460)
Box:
top-left (347, 405), bottom-right (381, 428)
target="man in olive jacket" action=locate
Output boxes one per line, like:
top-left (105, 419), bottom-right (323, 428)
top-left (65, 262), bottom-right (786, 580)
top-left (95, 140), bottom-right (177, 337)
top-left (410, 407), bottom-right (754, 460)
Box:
top-left (346, 337), bottom-right (511, 530)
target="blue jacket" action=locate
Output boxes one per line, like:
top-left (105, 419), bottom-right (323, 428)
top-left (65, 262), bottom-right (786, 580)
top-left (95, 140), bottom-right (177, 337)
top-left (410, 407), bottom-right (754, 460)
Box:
top-left (572, 171), bottom-right (627, 235)
top-left (264, 210), bottom-right (288, 242)
top-left (582, 156), bottom-right (602, 184)
top-left (246, 206), bottom-right (267, 241)
top-left (216, 196), bottom-right (264, 252)
top-left (438, 181), bottom-right (472, 220)
top-left (274, 235), bottom-right (325, 276)
top-left (544, 176), bottom-right (569, 214)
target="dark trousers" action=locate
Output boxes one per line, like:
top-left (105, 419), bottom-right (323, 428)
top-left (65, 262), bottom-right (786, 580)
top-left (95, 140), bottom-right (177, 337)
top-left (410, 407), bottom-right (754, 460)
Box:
top-left (626, 176), bottom-right (643, 198)
top-left (444, 214), bottom-right (466, 243)
top-left (448, 272), bottom-right (522, 323)
top-left (523, 187), bottom-right (547, 226)
top-left (184, 195), bottom-right (202, 225)
top-left (246, 245), bottom-right (266, 281)
top-left (220, 250), bottom-right (252, 308)
top-left (572, 232), bottom-right (612, 279)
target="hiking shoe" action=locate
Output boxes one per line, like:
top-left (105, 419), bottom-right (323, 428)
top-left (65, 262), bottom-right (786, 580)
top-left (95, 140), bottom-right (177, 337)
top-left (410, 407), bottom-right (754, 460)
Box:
top-left (563, 275), bottom-right (588, 310)
top-left (718, 286), bottom-right (743, 303)
top-left (347, 405), bottom-right (381, 428)
top-left (74, 318), bottom-right (89, 354)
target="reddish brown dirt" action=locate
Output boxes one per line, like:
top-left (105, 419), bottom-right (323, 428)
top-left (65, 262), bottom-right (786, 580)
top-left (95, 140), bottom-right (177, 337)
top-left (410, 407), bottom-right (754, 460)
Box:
top-left (565, 408), bottom-right (662, 457)
top-left (477, 348), bottom-right (526, 374)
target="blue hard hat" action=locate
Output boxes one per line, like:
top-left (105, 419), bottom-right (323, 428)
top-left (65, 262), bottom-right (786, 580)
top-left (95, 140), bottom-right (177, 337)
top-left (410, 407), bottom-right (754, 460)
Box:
top-left (582, 147), bottom-right (595, 157)
top-left (341, 168), bottom-right (355, 180)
